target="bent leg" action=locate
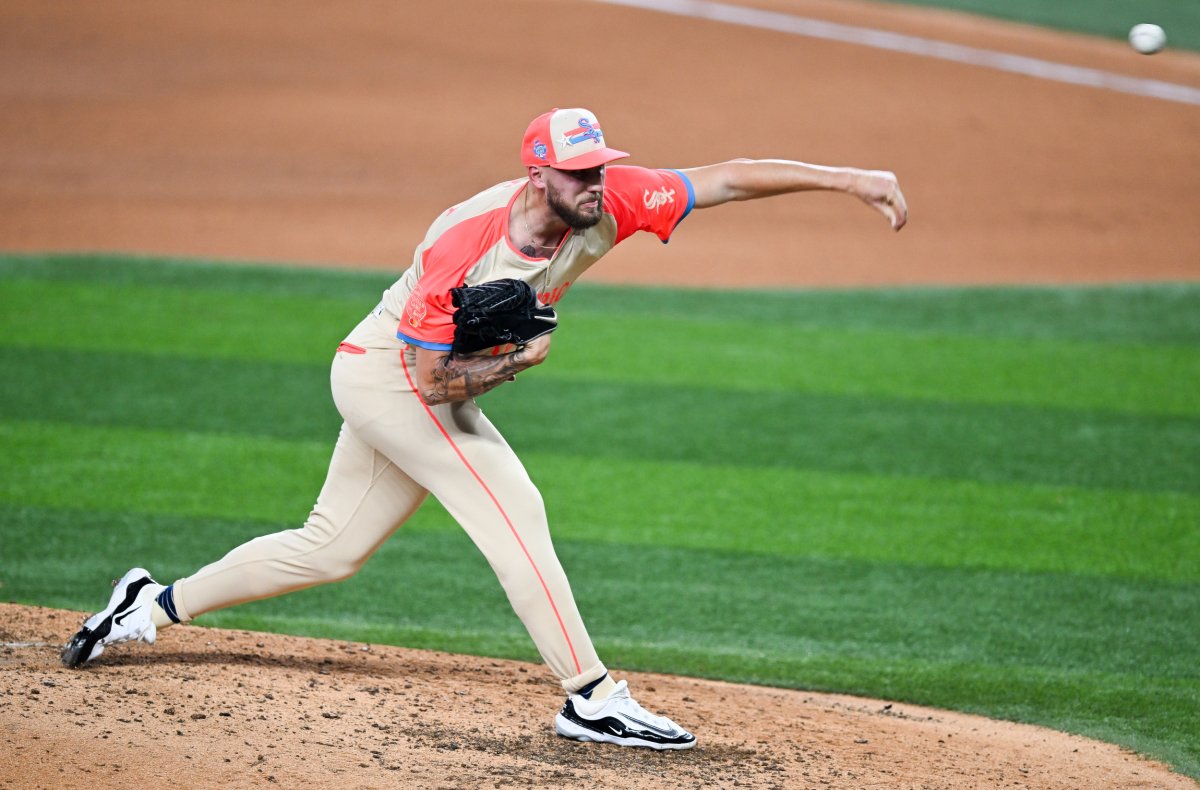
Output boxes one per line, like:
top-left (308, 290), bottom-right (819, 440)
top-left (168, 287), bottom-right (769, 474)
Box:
top-left (354, 350), bottom-right (606, 692)
top-left (172, 423), bottom-right (427, 620)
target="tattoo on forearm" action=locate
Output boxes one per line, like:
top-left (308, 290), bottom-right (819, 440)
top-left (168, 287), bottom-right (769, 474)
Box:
top-left (425, 350), bottom-right (526, 404)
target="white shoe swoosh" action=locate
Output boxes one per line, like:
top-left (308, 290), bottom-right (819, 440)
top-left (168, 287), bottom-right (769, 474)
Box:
top-left (113, 605), bottom-right (141, 627)
top-left (616, 712), bottom-right (681, 738)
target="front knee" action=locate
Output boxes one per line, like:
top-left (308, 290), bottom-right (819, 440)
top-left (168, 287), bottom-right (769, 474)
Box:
top-left (310, 552), bottom-right (364, 584)
top-left (288, 519), bottom-right (369, 584)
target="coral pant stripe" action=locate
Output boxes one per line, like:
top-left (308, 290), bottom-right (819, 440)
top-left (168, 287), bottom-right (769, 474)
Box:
top-left (399, 351), bottom-right (582, 675)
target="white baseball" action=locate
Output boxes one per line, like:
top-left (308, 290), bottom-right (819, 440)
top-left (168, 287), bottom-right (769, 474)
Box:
top-left (1129, 23), bottom-right (1166, 55)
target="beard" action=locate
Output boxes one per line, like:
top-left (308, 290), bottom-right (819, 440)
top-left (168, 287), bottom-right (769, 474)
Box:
top-left (547, 183), bottom-right (604, 230)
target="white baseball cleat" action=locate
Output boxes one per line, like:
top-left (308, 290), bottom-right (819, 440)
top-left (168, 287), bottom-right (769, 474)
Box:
top-left (61, 568), bottom-right (163, 668)
top-left (554, 679), bottom-right (697, 750)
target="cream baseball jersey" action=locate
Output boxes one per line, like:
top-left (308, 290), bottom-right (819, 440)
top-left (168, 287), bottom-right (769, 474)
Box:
top-left (378, 166), bottom-right (696, 351)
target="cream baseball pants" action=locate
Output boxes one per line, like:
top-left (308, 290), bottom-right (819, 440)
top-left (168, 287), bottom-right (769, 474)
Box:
top-left (169, 311), bottom-right (607, 693)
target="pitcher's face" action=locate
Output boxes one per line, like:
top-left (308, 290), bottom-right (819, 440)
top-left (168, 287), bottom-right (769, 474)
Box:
top-left (543, 165), bottom-right (606, 230)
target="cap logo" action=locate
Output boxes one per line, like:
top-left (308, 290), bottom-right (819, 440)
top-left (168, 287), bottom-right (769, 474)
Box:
top-left (532, 138), bottom-right (548, 161)
top-left (561, 117), bottom-right (603, 148)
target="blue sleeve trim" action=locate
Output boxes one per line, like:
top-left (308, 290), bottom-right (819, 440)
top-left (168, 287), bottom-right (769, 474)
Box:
top-left (664, 169), bottom-right (696, 244)
top-left (670, 169), bottom-right (696, 218)
top-left (396, 330), bottom-right (453, 351)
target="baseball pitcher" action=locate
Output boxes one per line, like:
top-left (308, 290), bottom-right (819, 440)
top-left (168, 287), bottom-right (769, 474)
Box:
top-left (64, 107), bottom-right (907, 750)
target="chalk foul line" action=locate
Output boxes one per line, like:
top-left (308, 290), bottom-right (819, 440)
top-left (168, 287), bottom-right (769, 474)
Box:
top-left (594, 0), bottom-right (1200, 106)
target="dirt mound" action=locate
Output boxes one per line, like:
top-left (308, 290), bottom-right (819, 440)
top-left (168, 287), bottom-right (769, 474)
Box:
top-left (1, 604), bottom-right (1191, 789)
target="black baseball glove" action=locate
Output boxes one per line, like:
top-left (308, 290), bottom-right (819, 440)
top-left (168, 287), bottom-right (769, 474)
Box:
top-left (449, 278), bottom-right (558, 356)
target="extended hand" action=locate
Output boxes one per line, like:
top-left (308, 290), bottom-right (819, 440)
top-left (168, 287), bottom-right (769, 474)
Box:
top-left (852, 170), bottom-right (908, 231)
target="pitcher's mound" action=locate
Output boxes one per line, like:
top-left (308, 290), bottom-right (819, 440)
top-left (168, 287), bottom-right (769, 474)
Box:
top-left (0, 604), bottom-right (1189, 789)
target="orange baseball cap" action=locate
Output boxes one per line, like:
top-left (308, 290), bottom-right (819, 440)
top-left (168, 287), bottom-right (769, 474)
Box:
top-left (521, 108), bottom-right (629, 170)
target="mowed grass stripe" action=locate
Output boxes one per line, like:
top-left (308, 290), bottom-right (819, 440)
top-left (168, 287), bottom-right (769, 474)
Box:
top-left (551, 318), bottom-right (1200, 416)
top-left (492, 380), bottom-right (1199, 492)
top-left (5, 279), bottom-right (1197, 416)
top-left (4, 253), bottom-right (1199, 346)
top-left (5, 504), bottom-right (1196, 773)
top-left (4, 348), bottom-right (1197, 491)
top-left (1, 421), bottom-right (334, 524)
top-left (1, 346), bottom-right (341, 441)
top-left (0, 253), bottom-right (391, 302)
top-left (565, 281), bottom-right (1200, 347)
top-left (1, 277), bottom-right (360, 366)
top-left (540, 455), bottom-right (1200, 583)
top-left (3, 421), bottom-right (1196, 581)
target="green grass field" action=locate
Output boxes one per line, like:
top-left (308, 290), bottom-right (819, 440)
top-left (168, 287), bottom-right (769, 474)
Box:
top-left (1, 253), bottom-right (1197, 777)
top-left (902, 0), bottom-right (1200, 51)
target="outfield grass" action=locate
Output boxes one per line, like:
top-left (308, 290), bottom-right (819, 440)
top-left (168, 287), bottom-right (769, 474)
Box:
top-left (1, 254), bottom-right (1197, 778)
top-left (899, 0), bottom-right (1200, 51)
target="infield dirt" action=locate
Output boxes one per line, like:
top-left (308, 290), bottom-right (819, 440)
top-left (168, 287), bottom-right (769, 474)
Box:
top-left (3, 605), bottom-right (1196, 790)
top-left (1, 1), bottom-right (1198, 788)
